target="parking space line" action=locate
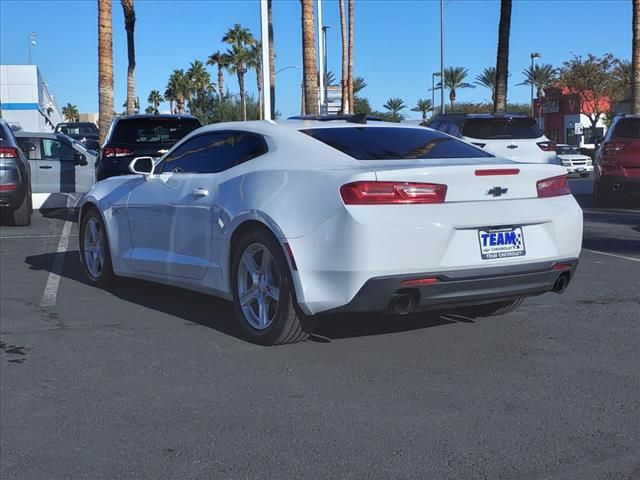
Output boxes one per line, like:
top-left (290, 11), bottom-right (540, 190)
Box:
top-left (583, 248), bottom-right (640, 263)
top-left (40, 221), bottom-right (73, 307)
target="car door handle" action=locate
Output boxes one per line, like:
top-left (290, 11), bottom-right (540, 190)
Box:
top-left (191, 188), bottom-right (209, 197)
top-left (39, 165), bottom-right (53, 169)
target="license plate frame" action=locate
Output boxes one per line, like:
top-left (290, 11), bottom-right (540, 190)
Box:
top-left (478, 226), bottom-right (526, 260)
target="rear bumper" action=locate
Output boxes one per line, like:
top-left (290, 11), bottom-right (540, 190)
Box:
top-left (325, 259), bottom-right (578, 314)
top-left (597, 176), bottom-right (640, 195)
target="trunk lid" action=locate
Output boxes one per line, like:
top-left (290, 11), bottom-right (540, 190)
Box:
top-left (370, 160), bottom-right (565, 202)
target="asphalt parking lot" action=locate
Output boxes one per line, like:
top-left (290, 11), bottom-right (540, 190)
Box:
top-left (1, 178), bottom-right (639, 479)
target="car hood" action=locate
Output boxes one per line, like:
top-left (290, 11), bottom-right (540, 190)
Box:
top-left (557, 154), bottom-right (590, 161)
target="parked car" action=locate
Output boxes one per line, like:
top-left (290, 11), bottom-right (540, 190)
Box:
top-left (594, 114), bottom-right (640, 206)
top-left (428, 114), bottom-right (557, 164)
top-left (0, 119), bottom-right (32, 226)
top-left (556, 144), bottom-right (593, 177)
top-left (95, 114), bottom-right (201, 181)
top-left (79, 119), bottom-right (582, 345)
top-left (55, 122), bottom-right (100, 151)
top-left (15, 131), bottom-right (95, 194)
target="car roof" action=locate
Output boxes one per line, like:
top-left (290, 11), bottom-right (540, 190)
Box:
top-left (16, 131), bottom-right (59, 139)
top-left (57, 122), bottom-right (96, 126)
top-left (114, 114), bottom-right (200, 121)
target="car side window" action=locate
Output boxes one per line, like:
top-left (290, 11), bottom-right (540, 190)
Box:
top-left (42, 139), bottom-right (76, 161)
top-left (161, 132), bottom-right (267, 174)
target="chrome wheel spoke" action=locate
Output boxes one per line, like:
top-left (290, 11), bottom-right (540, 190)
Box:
top-left (240, 285), bottom-right (259, 307)
top-left (266, 285), bottom-right (279, 302)
top-left (257, 295), bottom-right (268, 327)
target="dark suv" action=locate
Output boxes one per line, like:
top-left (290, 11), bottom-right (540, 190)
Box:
top-left (0, 119), bottom-right (32, 226)
top-left (95, 115), bottom-right (201, 181)
top-left (594, 114), bottom-right (640, 206)
top-left (55, 122), bottom-right (100, 151)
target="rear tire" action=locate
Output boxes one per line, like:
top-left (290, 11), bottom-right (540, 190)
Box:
top-left (79, 207), bottom-right (114, 287)
top-left (460, 298), bottom-right (524, 318)
top-left (10, 189), bottom-right (31, 226)
top-left (231, 229), bottom-right (315, 345)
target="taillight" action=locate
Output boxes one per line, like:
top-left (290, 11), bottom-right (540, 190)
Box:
top-left (537, 175), bottom-right (570, 198)
top-left (103, 146), bottom-right (133, 158)
top-left (340, 181), bottom-right (447, 205)
top-left (0, 147), bottom-right (19, 158)
top-left (602, 142), bottom-right (627, 156)
top-left (536, 141), bottom-right (556, 152)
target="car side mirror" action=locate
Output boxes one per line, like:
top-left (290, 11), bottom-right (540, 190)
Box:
top-left (129, 156), bottom-right (154, 175)
top-left (74, 152), bottom-right (88, 166)
top-left (594, 138), bottom-right (602, 149)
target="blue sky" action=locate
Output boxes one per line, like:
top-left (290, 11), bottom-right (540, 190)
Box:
top-left (0, 0), bottom-right (632, 119)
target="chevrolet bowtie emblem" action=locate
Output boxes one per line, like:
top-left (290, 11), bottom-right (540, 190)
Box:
top-left (487, 186), bottom-right (508, 197)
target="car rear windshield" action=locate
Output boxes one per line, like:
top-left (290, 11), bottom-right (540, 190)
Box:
top-left (112, 118), bottom-right (201, 145)
top-left (557, 145), bottom-right (579, 155)
top-left (58, 124), bottom-right (98, 136)
top-left (461, 117), bottom-right (543, 140)
top-left (613, 118), bottom-right (640, 139)
top-left (301, 127), bottom-right (493, 160)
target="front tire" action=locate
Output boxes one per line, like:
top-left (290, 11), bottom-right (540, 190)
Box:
top-left (231, 229), bottom-right (314, 345)
top-left (80, 208), bottom-right (114, 287)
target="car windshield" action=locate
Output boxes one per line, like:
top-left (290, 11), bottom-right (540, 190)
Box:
top-left (112, 118), bottom-right (201, 146)
top-left (301, 126), bottom-right (494, 160)
top-left (557, 145), bottom-right (579, 155)
top-left (58, 124), bottom-right (98, 136)
top-left (461, 117), bottom-right (543, 140)
top-left (613, 118), bottom-right (640, 139)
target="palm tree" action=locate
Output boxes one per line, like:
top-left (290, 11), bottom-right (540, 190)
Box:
top-left (519, 63), bottom-right (557, 101)
top-left (494, 0), bottom-right (512, 113)
top-left (347, 0), bottom-right (355, 113)
top-left (439, 67), bottom-right (475, 109)
top-left (62, 103), bottom-right (80, 122)
top-left (411, 99), bottom-right (433, 120)
top-left (633, 0), bottom-right (640, 113)
top-left (353, 76), bottom-right (366, 95)
top-left (120, 0), bottom-right (136, 115)
top-left (268, 0), bottom-right (276, 118)
top-left (383, 97), bottom-right (406, 122)
top-left (166, 69), bottom-right (190, 114)
top-left (187, 60), bottom-right (213, 116)
top-left (301, 0), bottom-right (319, 115)
top-left (248, 42), bottom-right (264, 119)
top-left (147, 90), bottom-right (163, 114)
top-left (207, 51), bottom-right (230, 101)
top-left (164, 74), bottom-right (177, 114)
top-left (339, 0), bottom-right (348, 113)
top-left (98, 0), bottom-right (114, 143)
top-left (223, 24), bottom-right (255, 120)
top-left (225, 45), bottom-right (252, 120)
top-left (475, 67), bottom-right (497, 102)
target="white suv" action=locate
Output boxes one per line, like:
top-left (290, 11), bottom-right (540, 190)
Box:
top-left (429, 114), bottom-right (557, 164)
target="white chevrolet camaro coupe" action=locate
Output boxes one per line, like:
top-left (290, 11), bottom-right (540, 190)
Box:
top-left (79, 118), bottom-right (583, 345)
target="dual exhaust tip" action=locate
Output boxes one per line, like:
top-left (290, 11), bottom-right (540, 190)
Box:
top-left (388, 292), bottom-right (416, 315)
top-left (389, 271), bottom-right (571, 314)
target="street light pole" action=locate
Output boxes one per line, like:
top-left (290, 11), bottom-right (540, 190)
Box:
top-left (432, 72), bottom-right (441, 118)
top-left (260, 0), bottom-right (272, 120)
top-left (28, 32), bottom-right (37, 64)
top-left (440, 0), bottom-right (445, 114)
top-left (530, 52), bottom-right (541, 117)
top-left (317, 0), bottom-right (325, 114)
top-left (322, 25), bottom-right (329, 114)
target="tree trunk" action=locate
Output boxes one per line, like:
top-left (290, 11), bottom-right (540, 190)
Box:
top-left (238, 70), bottom-right (247, 121)
top-left (450, 89), bottom-right (456, 110)
top-left (347, 0), bottom-right (355, 114)
top-left (339, 0), bottom-right (348, 113)
top-left (493, 0), bottom-right (511, 113)
top-left (218, 66), bottom-right (224, 101)
top-left (633, 0), bottom-right (640, 113)
top-left (121, 0), bottom-right (136, 115)
top-left (169, 99), bottom-right (174, 114)
top-left (268, 0), bottom-right (276, 118)
top-left (301, 0), bottom-right (319, 115)
top-left (98, 0), bottom-right (114, 144)
top-left (256, 62), bottom-right (263, 120)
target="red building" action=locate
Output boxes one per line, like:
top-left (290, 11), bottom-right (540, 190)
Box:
top-left (534, 87), bottom-right (609, 147)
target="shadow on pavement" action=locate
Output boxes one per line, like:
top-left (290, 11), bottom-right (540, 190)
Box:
top-left (39, 208), bottom-right (78, 223)
top-left (25, 250), bottom-right (472, 343)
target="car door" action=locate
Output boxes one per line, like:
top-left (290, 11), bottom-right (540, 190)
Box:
top-left (39, 137), bottom-right (80, 193)
top-left (67, 141), bottom-right (95, 192)
top-left (126, 133), bottom-right (222, 280)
